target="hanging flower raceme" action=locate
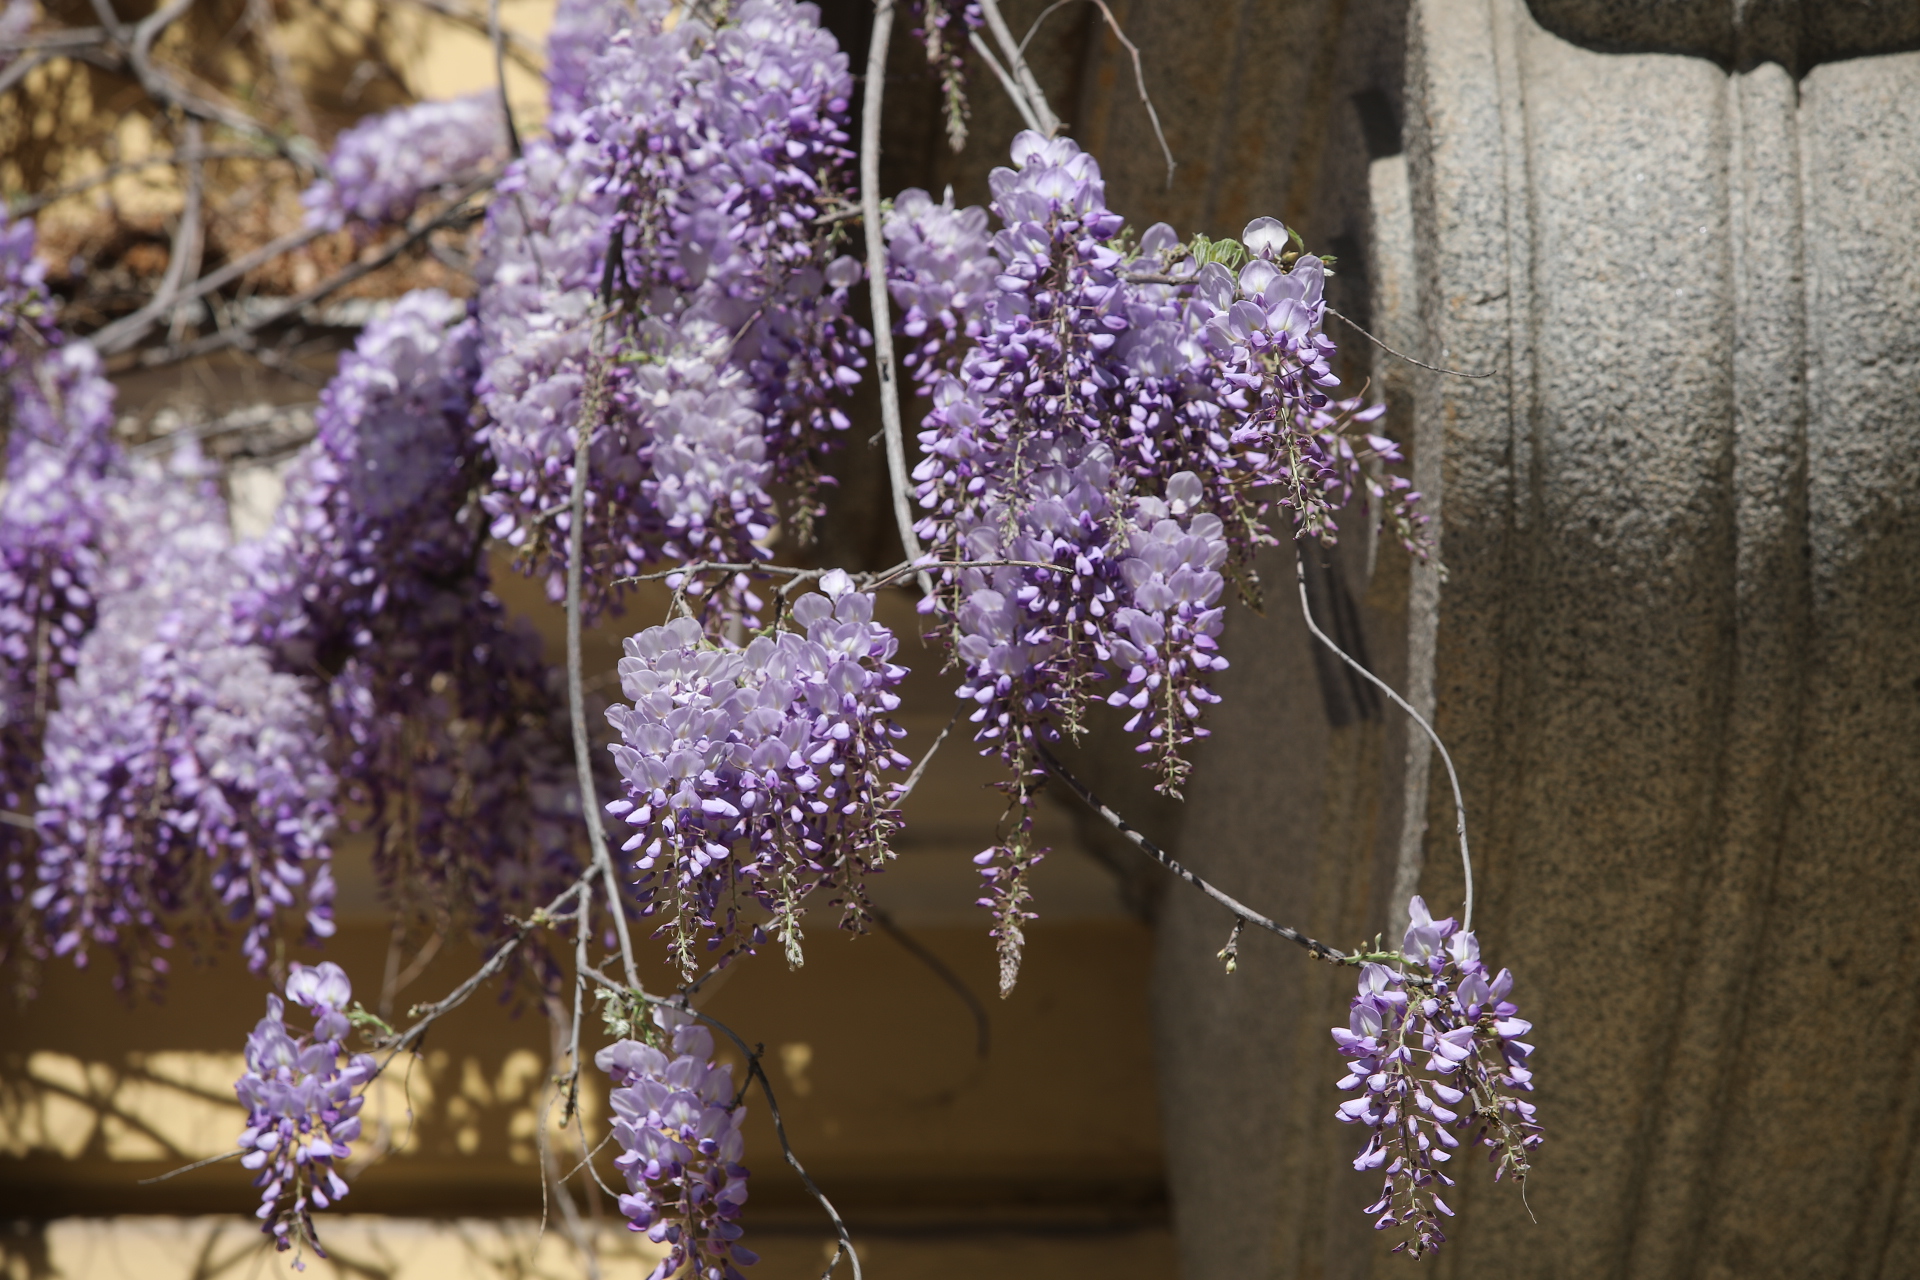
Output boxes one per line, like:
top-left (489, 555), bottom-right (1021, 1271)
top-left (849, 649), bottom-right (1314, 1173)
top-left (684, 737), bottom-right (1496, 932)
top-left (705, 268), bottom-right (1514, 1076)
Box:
top-left (894, 133), bottom-right (1423, 989)
top-left (605, 572), bottom-right (910, 976)
top-left (1332, 897), bottom-right (1542, 1258)
top-left (244, 289), bottom-right (586, 952)
top-left (883, 186), bottom-right (996, 392)
top-left (1, 212), bottom-right (119, 967)
top-left (600, 1006), bottom-right (755, 1280)
top-left (907, 1), bottom-right (985, 151)
top-left (31, 459), bottom-right (337, 983)
top-left (234, 962), bottom-right (374, 1267)
top-left (301, 94), bottom-right (506, 232)
top-left (477, 0), bottom-right (866, 620)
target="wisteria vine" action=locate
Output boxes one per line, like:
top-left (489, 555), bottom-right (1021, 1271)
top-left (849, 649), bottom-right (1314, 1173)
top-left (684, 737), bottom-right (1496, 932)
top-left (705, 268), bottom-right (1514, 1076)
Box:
top-left (0, 0), bottom-right (1540, 1268)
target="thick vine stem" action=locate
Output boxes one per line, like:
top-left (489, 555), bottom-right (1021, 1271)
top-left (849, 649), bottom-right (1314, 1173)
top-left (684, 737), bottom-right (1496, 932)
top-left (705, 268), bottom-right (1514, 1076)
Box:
top-left (1033, 743), bottom-right (1350, 964)
top-left (1292, 557), bottom-right (1475, 931)
top-left (860, 0), bottom-right (930, 596)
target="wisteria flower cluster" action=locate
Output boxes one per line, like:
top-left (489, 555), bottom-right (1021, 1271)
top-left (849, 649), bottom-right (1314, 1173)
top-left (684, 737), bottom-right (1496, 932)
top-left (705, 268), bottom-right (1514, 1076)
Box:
top-left (891, 133), bottom-right (1420, 987)
top-left (246, 289), bottom-right (585, 949)
top-left (31, 460), bottom-right (338, 979)
top-left (477, 0), bottom-right (866, 618)
top-left (883, 186), bottom-right (996, 390)
top-left (1332, 897), bottom-right (1542, 1257)
top-left (908, 1), bottom-right (985, 151)
top-left (302, 93), bottom-right (506, 232)
top-left (235, 962), bottom-right (375, 1266)
top-left (1, 214), bottom-right (117, 962)
top-left (605, 572), bottom-right (910, 975)
top-left (600, 1006), bottom-right (755, 1280)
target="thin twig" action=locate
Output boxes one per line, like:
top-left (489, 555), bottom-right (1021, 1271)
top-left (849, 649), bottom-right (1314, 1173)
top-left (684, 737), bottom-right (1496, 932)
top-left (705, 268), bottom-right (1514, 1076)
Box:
top-left (488, 0), bottom-right (521, 158)
top-left (861, 0), bottom-right (931, 596)
top-left (10, 148), bottom-right (272, 216)
top-left (378, 880), bottom-right (588, 1066)
top-left (1293, 558), bottom-right (1475, 930)
top-left (976, 0), bottom-right (1060, 134)
top-left (0, 810), bottom-right (34, 829)
top-left (1325, 307), bottom-right (1494, 380)
top-left (966, 32), bottom-right (1042, 136)
top-left (1034, 743), bottom-right (1351, 963)
top-left (90, 118), bottom-right (205, 355)
top-left (871, 906), bottom-right (990, 1059)
top-left (571, 293), bottom-right (642, 990)
top-left (135, 1148), bottom-right (241, 1184)
top-left (1018, 0), bottom-right (1174, 187)
top-left (0, 26), bottom-right (109, 53)
top-left (127, 173), bottom-right (495, 368)
top-left (895, 709), bottom-right (957, 805)
top-left (0, 49), bottom-right (51, 97)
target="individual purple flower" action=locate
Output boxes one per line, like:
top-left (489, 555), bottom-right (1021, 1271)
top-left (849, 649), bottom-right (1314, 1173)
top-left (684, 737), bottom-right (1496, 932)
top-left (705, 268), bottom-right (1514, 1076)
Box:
top-left (1331, 897), bottom-right (1542, 1257)
top-left (604, 573), bottom-right (911, 975)
top-left (302, 94), bottom-right (506, 232)
top-left (599, 1005), bottom-right (754, 1280)
top-left (31, 458), bottom-right (337, 983)
top-left (235, 961), bottom-right (375, 1267)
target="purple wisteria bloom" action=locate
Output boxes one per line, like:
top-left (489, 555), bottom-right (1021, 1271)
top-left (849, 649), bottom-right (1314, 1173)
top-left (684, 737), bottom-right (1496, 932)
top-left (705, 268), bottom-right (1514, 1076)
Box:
top-left (907, 1), bottom-right (984, 151)
top-left (1, 213), bottom-right (119, 966)
top-left (1332, 897), bottom-right (1542, 1257)
top-left (235, 961), bottom-right (375, 1266)
top-left (884, 186), bottom-right (996, 391)
top-left (476, 0), bottom-right (866, 619)
top-left (302, 94), bottom-right (506, 232)
top-left (31, 459), bottom-right (337, 983)
top-left (900, 132), bottom-right (1422, 990)
top-left (599, 1006), bottom-right (754, 1280)
top-left (604, 572), bottom-right (910, 975)
top-left (244, 289), bottom-right (586, 953)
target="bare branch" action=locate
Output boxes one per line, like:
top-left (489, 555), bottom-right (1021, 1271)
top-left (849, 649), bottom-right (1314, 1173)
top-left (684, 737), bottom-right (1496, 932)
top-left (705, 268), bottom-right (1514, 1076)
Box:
top-left (895, 709), bottom-right (957, 805)
top-left (975, 0), bottom-right (1060, 135)
top-left (570, 289), bottom-right (642, 990)
top-left (1034, 742), bottom-right (1352, 964)
top-left (1018, 0), bottom-right (1174, 187)
top-left (860, 0), bottom-right (931, 596)
top-left (126, 172), bottom-right (496, 369)
top-left (90, 118), bottom-right (205, 354)
top-left (135, 1148), bottom-right (242, 1184)
top-left (0, 26), bottom-right (109, 53)
top-left (872, 905), bottom-right (989, 1059)
top-left (1293, 558), bottom-right (1476, 930)
top-left (11, 146), bottom-right (272, 216)
top-left (377, 879), bottom-right (587, 1065)
top-left (965, 32), bottom-right (1042, 136)
top-left (1324, 307), bottom-right (1494, 380)
top-left (487, 0), bottom-right (522, 158)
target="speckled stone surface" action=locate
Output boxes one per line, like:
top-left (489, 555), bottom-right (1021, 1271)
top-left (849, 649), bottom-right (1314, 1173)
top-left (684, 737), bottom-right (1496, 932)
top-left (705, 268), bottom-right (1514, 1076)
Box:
top-left (1081, 0), bottom-right (1920, 1275)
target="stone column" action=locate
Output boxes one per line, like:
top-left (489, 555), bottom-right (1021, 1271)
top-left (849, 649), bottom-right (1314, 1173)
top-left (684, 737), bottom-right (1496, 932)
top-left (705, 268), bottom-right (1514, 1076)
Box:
top-left (1147, 1), bottom-right (1920, 1275)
